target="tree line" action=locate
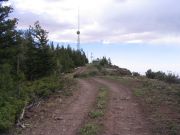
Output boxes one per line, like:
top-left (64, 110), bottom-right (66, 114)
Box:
top-left (0, 7), bottom-right (88, 81)
top-left (0, 0), bottom-right (88, 131)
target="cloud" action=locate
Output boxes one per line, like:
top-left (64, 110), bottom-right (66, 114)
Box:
top-left (103, 0), bottom-right (180, 33)
top-left (9, 0), bottom-right (180, 44)
top-left (12, 10), bottom-right (74, 31)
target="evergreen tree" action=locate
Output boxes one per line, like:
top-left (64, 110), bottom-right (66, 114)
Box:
top-left (54, 45), bottom-right (88, 73)
top-left (24, 22), bottom-right (55, 80)
top-left (99, 57), bottom-right (109, 66)
top-left (0, 0), bottom-right (89, 131)
top-left (0, 0), bottom-right (18, 71)
top-left (30, 21), bottom-right (48, 48)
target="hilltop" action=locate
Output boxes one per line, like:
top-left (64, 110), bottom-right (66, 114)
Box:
top-left (9, 62), bottom-right (180, 135)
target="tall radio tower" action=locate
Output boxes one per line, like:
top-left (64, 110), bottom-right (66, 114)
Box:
top-left (77, 8), bottom-right (80, 50)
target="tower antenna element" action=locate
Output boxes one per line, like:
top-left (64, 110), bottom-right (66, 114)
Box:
top-left (77, 7), bottom-right (80, 50)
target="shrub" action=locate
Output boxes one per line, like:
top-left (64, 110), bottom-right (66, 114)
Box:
top-left (88, 71), bottom-right (98, 76)
top-left (154, 71), bottom-right (166, 81)
top-left (146, 69), bottom-right (180, 84)
top-left (132, 72), bottom-right (140, 77)
top-left (165, 73), bottom-right (180, 84)
top-left (96, 65), bottom-right (102, 71)
top-left (117, 68), bottom-right (132, 76)
top-left (146, 69), bottom-right (155, 79)
top-left (0, 75), bottom-right (63, 132)
top-left (0, 103), bottom-right (16, 131)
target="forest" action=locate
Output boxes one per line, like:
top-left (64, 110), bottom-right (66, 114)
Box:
top-left (0, 0), bottom-right (88, 131)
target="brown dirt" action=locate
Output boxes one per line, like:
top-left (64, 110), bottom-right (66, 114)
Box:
top-left (17, 78), bottom-right (99, 135)
top-left (93, 77), bottom-right (151, 135)
top-left (16, 76), bottom-right (152, 135)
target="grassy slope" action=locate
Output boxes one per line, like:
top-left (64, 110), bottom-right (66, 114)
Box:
top-left (108, 76), bottom-right (180, 135)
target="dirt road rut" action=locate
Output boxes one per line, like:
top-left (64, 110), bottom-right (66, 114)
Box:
top-left (21, 79), bottom-right (99, 135)
top-left (94, 77), bottom-right (151, 135)
top-left (19, 77), bottom-right (151, 135)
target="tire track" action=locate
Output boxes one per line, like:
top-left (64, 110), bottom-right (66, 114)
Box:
top-left (21, 79), bottom-right (99, 135)
top-left (93, 77), bottom-right (151, 135)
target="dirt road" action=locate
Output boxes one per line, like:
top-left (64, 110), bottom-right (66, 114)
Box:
top-left (20, 79), bottom-right (99, 135)
top-left (18, 77), bottom-right (151, 135)
top-left (94, 77), bottom-right (151, 135)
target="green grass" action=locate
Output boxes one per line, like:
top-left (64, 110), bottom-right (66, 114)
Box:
top-left (88, 87), bottom-right (108, 119)
top-left (96, 88), bottom-right (108, 110)
top-left (80, 123), bottom-right (100, 135)
top-left (133, 88), bottom-right (146, 97)
top-left (79, 87), bottom-right (108, 135)
top-left (89, 110), bottom-right (104, 119)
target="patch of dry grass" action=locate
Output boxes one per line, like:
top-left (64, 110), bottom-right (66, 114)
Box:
top-left (109, 76), bottom-right (180, 135)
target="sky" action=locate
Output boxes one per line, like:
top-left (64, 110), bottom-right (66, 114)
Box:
top-left (8, 0), bottom-right (180, 74)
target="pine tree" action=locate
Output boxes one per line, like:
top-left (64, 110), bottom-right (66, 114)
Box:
top-left (24, 22), bottom-right (55, 80)
top-left (0, 0), bottom-right (18, 69)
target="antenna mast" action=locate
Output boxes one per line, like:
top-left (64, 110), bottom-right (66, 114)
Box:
top-left (77, 7), bottom-right (80, 50)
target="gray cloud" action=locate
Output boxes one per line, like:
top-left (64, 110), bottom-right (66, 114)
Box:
top-left (11, 10), bottom-right (75, 32)
top-left (10, 0), bottom-right (180, 44)
top-left (79, 0), bottom-right (180, 43)
top-left (102, 0), bottom-right (180, 34)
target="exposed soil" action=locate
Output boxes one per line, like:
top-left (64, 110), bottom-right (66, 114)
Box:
top-left (15, 76), bottom-right (151, 135)
top-left (93, 77), bottom-right (151, 135)
top-left (17, 78), bottom-right (99, 135)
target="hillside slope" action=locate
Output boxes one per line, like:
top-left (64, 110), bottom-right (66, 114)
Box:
top-left (12, 65), bottom-right (180, 135)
